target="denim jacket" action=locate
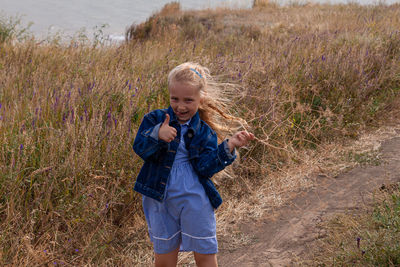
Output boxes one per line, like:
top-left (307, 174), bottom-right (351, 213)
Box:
top-left (132, 106), bottom-right (236, 209)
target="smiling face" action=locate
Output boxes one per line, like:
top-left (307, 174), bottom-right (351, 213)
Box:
top-left (169, 81), bottom-right (201, 124)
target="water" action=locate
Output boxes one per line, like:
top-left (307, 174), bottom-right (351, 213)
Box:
top-left (0, 0), bottom-right (398, 41)
top-left (0, 0), bottom-right (252, 41)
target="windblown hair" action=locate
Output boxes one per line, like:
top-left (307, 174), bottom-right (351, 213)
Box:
top-left (168, 62), bottom-right (246, 141)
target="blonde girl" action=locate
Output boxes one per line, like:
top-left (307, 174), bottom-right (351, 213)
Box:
top-left (133, 62), bottom-right (254, 267)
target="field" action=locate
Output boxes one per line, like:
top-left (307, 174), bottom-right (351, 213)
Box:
top-left (1, 2), bottom-right (400, 265)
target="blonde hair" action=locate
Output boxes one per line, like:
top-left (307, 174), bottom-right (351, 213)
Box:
top-left (168, 62), bottom-right (245, 141)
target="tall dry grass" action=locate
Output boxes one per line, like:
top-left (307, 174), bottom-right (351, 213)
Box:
top-left (1, 3), bottom-right (400, 265)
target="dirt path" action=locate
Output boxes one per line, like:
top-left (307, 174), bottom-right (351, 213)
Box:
top-left (218, 129), bottom-right (400, 266)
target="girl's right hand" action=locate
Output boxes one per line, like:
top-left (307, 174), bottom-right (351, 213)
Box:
top-left (158, 114), bottom-right (177, 143)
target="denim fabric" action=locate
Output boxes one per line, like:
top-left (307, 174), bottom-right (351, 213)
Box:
top-left (132, 106), bottom-right (236, 209)
top-left (142, 122), bottom-right (218, 254)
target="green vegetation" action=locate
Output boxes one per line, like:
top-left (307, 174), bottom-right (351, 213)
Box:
top-left (343, 150), bottom-right (382, 166)
top-left (311, 183), bottom-right (400, 266)
top-left (0, 13), bottom-right (31, 42)
top-left (1, 2), bottom-right (400, 265)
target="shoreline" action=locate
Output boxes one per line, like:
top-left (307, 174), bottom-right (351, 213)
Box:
top-left (2, 0), bottom-right (398, 44)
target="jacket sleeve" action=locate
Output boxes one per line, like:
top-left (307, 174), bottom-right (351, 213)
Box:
top-left (132, 113), bottom-right (168, 162)
top-left (190, 131), bottom-right (236, 179)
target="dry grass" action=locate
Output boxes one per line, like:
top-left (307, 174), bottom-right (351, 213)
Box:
top-left (1, 2), bottom-right (400, 265)
top-left (252, 0), bottom-right (272, 8)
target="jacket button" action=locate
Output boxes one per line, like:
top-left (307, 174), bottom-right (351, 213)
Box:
top-left (188, 132), bottom-right (193, 138)
top-left (224, 161), bottom-right (228, 164)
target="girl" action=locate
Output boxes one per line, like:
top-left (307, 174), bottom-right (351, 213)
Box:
top-left (133, 62), bottom-right (254, 267)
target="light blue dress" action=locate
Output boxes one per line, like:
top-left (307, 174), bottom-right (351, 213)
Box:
top-left (142, 121), bottom-right (218, 254)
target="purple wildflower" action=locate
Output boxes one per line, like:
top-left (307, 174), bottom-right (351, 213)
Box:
top-left (106, 112), bottom-right (112, 128)
top-left (275, 86), bottom-right (281, 95)
top-left (89, 82), bottom-right (95, 91)
top-left (54, 96), bottom-right (59, 109)
top-left (322, 55), bottom-right (326, 61)
top-left (20, 144), bottom-right (23, 152)
top-left (357, 237), bottom-right (360, 248)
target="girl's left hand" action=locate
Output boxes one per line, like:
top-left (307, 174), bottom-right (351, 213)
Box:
top-left (227, 131), bottom-right (255, 153)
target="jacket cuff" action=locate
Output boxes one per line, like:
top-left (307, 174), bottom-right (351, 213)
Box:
top-left (223, 139), bottom-right (236, 159)
top-left (149, 123), bottom-right (161, 140)
top-left (218, 140), bottom-right (236, 166)
top-left (149, 122), bottom-right (168, 148)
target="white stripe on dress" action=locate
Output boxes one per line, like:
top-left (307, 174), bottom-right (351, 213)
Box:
top-left (151, 230), bottom-right (181, 241)
top-left (182, 232), bottom-right (216, 240)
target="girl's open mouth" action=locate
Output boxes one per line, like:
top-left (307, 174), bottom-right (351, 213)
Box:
top-left (177, 111), bottom-right (188, 116)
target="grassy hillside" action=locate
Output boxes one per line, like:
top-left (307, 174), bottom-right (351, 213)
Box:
top-left (1, 2), bottom-right (399, 265)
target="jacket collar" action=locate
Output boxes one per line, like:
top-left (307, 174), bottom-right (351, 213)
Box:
top-left (167, 106), bottom-right (200, 134)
